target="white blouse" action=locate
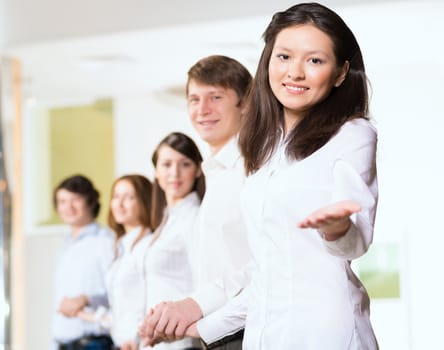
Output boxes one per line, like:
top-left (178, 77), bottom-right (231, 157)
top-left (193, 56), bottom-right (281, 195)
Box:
top-left (143, 192), bottom-right (202, 350)
top-left (104, 227), bottom-right (152, 346)
top-left (198, 119), bottom-right (379, 350)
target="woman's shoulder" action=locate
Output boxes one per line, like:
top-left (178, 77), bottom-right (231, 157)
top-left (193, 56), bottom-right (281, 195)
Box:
top-left (342, 118), bottom-right (376, 135)
top-left (336, 118), bottom-right (377, 144)
top-left (175, 192), bottom-right (201, 212)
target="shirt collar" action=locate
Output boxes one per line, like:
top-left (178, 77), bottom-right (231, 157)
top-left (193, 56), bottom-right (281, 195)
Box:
top-left (167, 191), bottom-right (200, 216)
top-left (119, 226), bottom-right (144, 253)
top-left (202, 137), bottom-right (241, 174)
top-left (67, 221), bottom-right (99, 242)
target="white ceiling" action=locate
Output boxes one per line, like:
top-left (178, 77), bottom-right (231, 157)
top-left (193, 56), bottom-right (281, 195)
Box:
top-left (4, 0), bottom-right (371, 45)
top-left (2, 0), bottom-right (426, 107)
top-left (7, 16), bottom-right (269, 106)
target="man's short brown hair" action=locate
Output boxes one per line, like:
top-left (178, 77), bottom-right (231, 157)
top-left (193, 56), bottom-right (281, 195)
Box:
top-left (186, 55), bottom-right (252, 106)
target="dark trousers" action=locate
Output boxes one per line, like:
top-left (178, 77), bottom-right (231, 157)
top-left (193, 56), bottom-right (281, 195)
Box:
top-left (58, 335), bottom-right (113, 350)
top-left (202, 329), bottom-right (244, 350)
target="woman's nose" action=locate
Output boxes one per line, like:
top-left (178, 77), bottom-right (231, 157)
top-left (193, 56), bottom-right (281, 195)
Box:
top-left (287, 60), bottom-right (305, 80)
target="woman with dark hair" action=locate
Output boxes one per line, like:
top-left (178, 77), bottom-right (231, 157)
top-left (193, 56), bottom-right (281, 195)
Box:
top-left (141, 132), bottom-right (204, 350)
top-left (78, 174), bottom-right (153, 350)
top-left (190, 3), bottom-right (378, 349)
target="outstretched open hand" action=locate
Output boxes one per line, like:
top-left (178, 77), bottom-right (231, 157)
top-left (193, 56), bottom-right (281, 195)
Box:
top-left (297, 200), bottom-right (361, 241)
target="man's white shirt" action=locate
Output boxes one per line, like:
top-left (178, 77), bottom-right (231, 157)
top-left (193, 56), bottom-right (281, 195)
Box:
top-left (189, 137), bottom-right (253, 319)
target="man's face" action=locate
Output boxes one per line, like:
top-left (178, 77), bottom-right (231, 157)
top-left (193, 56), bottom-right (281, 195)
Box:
top-left (55, 189), bottom-right (93, 227)
top-left (187, 79), bottom-right (242, 154)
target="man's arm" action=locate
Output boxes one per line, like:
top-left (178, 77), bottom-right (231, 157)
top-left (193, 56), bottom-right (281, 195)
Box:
top-left (195, 282), bottom-right (251, 345)
top-left (139, 261), bottom-right (255, 346)
top-left (58, 290), bottom-right (111, 318)
top-left (139, 298), bottom-right (202, 346)
top-left (58, 295), bottom-right (88, 317)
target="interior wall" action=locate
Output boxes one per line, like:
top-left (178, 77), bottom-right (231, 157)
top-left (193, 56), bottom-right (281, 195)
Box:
top-left (342, 2), bottom-right (444, 348)
top-left (24, 231), bottom-right (65, 350)
top-left (24, 100), bottom-right (115, 229)
top-left (113, 93), bottom-right (209, 179)
top-left (0, 0), bottom-right (5, 49)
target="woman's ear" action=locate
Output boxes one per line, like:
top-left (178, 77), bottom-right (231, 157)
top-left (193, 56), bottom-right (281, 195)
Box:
top-left (196, 167), bottom-right (203, 178)
top-left (334, 60), bottom-right (350, 87)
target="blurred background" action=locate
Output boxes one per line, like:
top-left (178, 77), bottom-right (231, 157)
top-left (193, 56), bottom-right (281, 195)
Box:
top-left (0, 0), bottom-right (443, 349)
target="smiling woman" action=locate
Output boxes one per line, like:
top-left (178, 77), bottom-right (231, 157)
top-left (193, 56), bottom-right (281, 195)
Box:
top-left (138, 132), bottom-right (205, 350)
top-left (268, 24), bottom-right (349, 132)
top-left (2, 0), bottom-right (442, 348)
top-left (193, 4), bottom-right (378, 349)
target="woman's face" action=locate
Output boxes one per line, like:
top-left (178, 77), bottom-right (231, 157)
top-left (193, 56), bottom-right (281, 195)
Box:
top-left (268, 24), bottom-right (348, 130)
top-left (110, 179), bottom-right (141, 229)
top-left (155, 145), bottom-right (201, 206)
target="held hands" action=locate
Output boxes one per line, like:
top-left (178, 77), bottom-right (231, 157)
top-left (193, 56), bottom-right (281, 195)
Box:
top-left (121, 340), bottom-right (139, 350)
top-left (297, 200), bottom-right (361, 241)
top-left (184, 322), bottom-right (200, 338)
top-left (58, 295), bottom-right (88, 317)
top-left (139, 298), bottom-right (203, 346)
top-left (76, 309), bottom-right (96, 322)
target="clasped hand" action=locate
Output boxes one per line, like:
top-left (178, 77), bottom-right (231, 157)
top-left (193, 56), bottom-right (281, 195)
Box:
top-left (139, 297), bottom-right (202, 346)
top-left (58, 295), bottom-right (88, 317)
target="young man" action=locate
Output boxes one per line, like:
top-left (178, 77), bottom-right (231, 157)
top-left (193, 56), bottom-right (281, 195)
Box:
top-left (51, 175), bottom-right (114, 350)
top-left (140, 55), bottom-right (253, 350)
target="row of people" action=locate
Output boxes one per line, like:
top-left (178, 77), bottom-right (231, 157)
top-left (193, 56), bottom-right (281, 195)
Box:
top-left (52, 3), bottom-right (379, 350)
top-left (51, 132), bottom-right (206, 349)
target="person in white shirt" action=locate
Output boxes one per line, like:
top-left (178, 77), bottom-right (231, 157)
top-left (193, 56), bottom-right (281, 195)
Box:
top-left (185, 3), bottom-right (379, 349)
top-left (78, 174), bottom-right (153, 350)
top-left (141, 132), bottom-right (205, 350)
top-left (140, 56), bottom-right (253, 350)
top-left (51, 175), bottom-right (114, 350)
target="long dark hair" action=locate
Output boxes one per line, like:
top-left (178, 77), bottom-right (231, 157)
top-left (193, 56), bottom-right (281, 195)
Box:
top-left (239, 2), bottom-right (369, 174)
top-left (108, 174), bottom-right (153, 248)
top-left (151, 132), bottom-right (205, 230)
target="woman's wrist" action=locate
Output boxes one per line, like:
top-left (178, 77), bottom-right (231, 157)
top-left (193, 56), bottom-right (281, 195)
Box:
top-left (318, 221), bottom-right (351, 241)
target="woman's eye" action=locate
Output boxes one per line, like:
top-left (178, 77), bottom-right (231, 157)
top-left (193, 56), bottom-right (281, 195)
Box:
top-left (278, 54), bottom-right (289, 60)
top-left (310, 58), bottom-right (322, 64)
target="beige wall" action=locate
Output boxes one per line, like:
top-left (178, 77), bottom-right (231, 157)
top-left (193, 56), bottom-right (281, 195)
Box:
top-left (28, 100), bottom-right (115, 227)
